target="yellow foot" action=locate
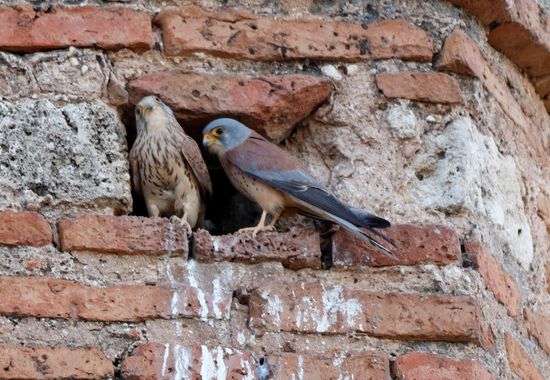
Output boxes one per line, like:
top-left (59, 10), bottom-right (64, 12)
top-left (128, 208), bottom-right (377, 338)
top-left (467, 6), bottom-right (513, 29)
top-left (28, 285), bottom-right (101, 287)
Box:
top-left (237, 225), bottom-right (275, 238)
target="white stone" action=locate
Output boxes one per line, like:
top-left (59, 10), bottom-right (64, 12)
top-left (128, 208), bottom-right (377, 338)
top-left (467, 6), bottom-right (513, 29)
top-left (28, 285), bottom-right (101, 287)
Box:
top-left (0, 99), bottom-right (131, 213)
top-left (411, 117), bottom-right (534, 268)
top-left (321, 64), bottom-right (344, 81)
top-left (387, 103), bottom-right (418, 139)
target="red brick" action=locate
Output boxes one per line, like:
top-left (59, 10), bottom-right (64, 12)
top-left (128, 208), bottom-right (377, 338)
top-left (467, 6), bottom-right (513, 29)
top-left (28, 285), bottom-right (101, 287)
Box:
top-left (463, 241), bottom-right (521, 317)
top-left (447, 0), bottom-right (515, 25)
top-left (437, 29), bottom-right (548, 158)
top-left (249, 281), bottom-right (482, 343)
top-left (58, 214), bottom-right (188, 256)
top-left (332, 224), bottom-right (460, 268)
top-left (0, 6), bottom-right (153, 53)
top-left (547, 264), bottom-right (550, 294)
top-left (193, 228), bottom-right (321, 270)
top-left (0, 211), bottom-right (52, 247)
top-left (121, 343), bottom-right (255, 379)
top-left (154, 6), bottom-right (433, 61)
top-left (489, 23), bottom-right (550, 77)
top-left (537, 192), bottom-right (550, 233)
top-left (525, 308), bottom-right (550, 355)
top-left (269, 351), bottom-right (389, 380)
top-left (127, 72), bottom-right (332, 142)
top-left (505, 334), bottom-right (545, 380)
top-left (0, 276), bottom-right (231, 322)
top-left (0, 344), bottom-right (113, 379)
top-left (375, 72), bottom-right (463, 104)
top-left (392, 352), bottom-right (495, 380)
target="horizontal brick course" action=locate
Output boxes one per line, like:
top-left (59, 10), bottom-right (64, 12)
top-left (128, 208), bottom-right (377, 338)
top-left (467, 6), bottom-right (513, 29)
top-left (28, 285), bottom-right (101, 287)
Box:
top-left (332, 224), bottom-right (460, 268)
top-left (58, 214), bottom-right (188, 256)
top-left (249, 281), bottom-right (482, 343)
top-left (155, 6), bottom-right (433, 61)
top-left (463, 241), bottom-right (521, 317)
top-left (392, 352), bottom-right (495, 380)
top-left (0, 211), bottom-right (52, 247)
top-left (127, 72), bottom-right (332, 143)
top-left (193, 228), bottom-right (321, 269)
top-left (0, 344), bottom-right (113, 379)
top-left (0, 6), bottom-right (153, 53)
top-left (0, 276), bottom-right (231, 322)
top-left (269, 351), bottom-right (389, 379)
top-left (121, 343), bottom-right (255, 379)
top-left (375, 72), bottom-right (463, 104)
top-left (525, 308), bottom-right (550, 355)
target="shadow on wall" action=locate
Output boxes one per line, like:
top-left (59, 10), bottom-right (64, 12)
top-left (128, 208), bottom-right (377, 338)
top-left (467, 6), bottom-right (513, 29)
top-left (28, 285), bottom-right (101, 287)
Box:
top-left (120, 104), bottom-right (262, 235)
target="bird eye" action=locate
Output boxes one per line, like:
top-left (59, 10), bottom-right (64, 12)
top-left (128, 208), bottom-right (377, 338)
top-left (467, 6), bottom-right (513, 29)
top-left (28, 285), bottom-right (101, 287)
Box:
top-left (136, 108), bottom-right (142, 116)
top-left (215, 127), bottom-right (224, 135)
top-left (153, 96), bottom-right (160, 102)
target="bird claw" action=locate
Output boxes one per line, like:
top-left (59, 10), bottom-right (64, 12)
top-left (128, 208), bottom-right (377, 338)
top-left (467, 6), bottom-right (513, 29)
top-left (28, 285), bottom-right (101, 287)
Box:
top-left (237, 225), bottom-right (275, 238)
top-left (169, 215), bottom-right (192, 238)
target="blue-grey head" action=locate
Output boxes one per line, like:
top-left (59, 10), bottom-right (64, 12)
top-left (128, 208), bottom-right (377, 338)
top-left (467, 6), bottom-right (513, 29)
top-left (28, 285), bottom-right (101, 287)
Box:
top-left (202, 118), bottom-right (252, 156)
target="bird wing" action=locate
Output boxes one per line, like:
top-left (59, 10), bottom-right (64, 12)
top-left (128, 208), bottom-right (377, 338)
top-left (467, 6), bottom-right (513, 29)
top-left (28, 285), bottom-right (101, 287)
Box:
top-left (179, 132), bottom-right (213, 196)
top-left (129, 146), bottom-right (142, 195)
top-left (225, 132), bottom-right (379, 228)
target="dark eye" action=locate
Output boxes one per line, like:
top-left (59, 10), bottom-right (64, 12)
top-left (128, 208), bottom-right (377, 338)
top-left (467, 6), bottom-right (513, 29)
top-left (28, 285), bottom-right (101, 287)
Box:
top-left (153, 96), bottom-right (160, 102)
top-left (215, 127), bottom-right (224, 135)
top-left (136, 108), bottom-right (142, 116)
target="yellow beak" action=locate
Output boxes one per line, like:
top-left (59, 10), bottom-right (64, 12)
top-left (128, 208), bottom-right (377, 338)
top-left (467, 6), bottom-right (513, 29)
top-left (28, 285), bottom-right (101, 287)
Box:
top-left (202, 132), bottom-right (215, 148)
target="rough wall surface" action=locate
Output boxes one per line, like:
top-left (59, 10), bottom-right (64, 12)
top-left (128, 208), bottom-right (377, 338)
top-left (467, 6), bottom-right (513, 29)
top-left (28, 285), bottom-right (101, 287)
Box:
top-left (0, 0), bottom-right (549, 379)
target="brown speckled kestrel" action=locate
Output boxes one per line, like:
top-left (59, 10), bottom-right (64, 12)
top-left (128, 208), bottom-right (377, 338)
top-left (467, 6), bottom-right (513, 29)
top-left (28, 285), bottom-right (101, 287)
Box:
top-left (202, 118), bottom-right (396, 257)
top-left (130, 96), bottom-right (212, 229)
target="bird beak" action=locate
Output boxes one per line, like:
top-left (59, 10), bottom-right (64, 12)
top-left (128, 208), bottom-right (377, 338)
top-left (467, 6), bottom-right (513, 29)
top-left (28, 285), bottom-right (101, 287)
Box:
top-left (202, 132), bottom-right (214, 149)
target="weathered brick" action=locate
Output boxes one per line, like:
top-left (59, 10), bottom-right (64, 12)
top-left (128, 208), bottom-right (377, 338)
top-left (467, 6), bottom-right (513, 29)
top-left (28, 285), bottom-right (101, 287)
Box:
top-left (332, 224), bottom-right (460, 268)
top-left (525, 308), bottom-right (550, 355)
top-left (269, 351), bottom-right (389, 380)
top-left (0, 276), bottom-right (231, 322)
top-left (0, 211), bottom-right (52, 247)
top-left (58, 214), bottom-right (188, 256)
top-left (0, 344), bottom-right (113, 379)
top-left (463, 241), bottom-right (521, 317)
top-left (0, 6), bottom-right (153, 53)
top-left (437, 29), bottom-right (547, 155)
top-left (375, 72), bottom-right (463, 104)
top-left (127, 72), bottom-right (332, 142)
top-left (392, 352), bottom-right (494, 380)
top-left (537, 192), bottom-right (550, 233)
top-left (154, 6), bottom-right (433, 61)
top-left (547, 264), bottom-right (550, 294)
top-left (249, 281), bottom-right (482, 343)
top-left (505, 334), bottom-right (545, 380)
top-left (489, 23), bottom-right (550, 77)
top-left (193, 228), bottom-right (321, 269)
top-left (121, 343), bottom-right (255, 380)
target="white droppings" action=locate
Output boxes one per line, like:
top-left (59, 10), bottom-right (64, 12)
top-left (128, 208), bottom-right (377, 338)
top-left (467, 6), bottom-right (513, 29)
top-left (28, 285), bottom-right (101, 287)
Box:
top-left (216, 347), bottom-right (227, 380)
top-left (298, 355), bottom-right (305, 380)
top-left (81, 64), bottom-right (89, 75)
top-left (161, 343), bottom-right (170, 377)
top-left (212, 238), bottom-right (220, 252)
top-left (173, 344), bottom-right (192, 380)
top-left (237, 331), bottom-right (246, 345)
top-left (187, 260), bottom-right (209, 320)
top-left (200, 345), bottom-right (226, 380)
top-left (267, 295), bottom-right (284, 329)
top-left (241, 358), bottom-right (255, 380)
top-left (164, 220), bottom-right (178, 253)
top-left (316, 285), bottom-right (363, 332)
top-left (212, 278), bottom-right (224, 319)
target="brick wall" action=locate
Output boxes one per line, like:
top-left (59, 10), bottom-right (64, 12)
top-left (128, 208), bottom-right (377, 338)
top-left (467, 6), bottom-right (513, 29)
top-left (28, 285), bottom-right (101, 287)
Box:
top-left (0, 1), bottom-right (549, 379)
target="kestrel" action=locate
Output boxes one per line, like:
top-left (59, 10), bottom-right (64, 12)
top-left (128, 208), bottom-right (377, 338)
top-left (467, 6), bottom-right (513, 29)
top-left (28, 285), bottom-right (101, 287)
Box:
top-left (130, 96), bottom-right (212, 229)
top-left (202, 118), bottom-right (395, 257)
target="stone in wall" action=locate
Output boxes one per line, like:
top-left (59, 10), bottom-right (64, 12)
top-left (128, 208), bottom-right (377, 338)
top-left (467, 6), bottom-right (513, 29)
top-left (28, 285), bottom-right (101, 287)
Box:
top-left (0, 52), bottom-right (36, 99)
top-left (410, 117), bottom-right (533, 269)
top-left (0, 99), bottom-right (131, 213)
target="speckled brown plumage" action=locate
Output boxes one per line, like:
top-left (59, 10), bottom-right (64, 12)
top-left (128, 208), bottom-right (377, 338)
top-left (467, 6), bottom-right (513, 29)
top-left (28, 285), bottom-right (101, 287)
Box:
top-left (130, 96), bottom-right (211, 228)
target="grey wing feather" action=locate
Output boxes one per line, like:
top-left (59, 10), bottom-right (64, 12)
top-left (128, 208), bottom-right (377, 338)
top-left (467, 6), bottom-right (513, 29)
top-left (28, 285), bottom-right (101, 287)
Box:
top-left (180, 134), bottom-right (213, 196)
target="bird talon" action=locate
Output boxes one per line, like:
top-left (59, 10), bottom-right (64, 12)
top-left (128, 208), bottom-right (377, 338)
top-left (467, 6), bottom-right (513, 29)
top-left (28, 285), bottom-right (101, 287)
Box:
top-left (170, 215), bottom-right (192, 238)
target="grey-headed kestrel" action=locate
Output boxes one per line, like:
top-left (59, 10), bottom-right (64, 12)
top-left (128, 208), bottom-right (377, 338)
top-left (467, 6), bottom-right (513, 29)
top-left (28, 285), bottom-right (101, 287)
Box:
top-left (130, 96), bottom-right (212, 229)
top-left (202, 118), bottom-right (396, 257)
